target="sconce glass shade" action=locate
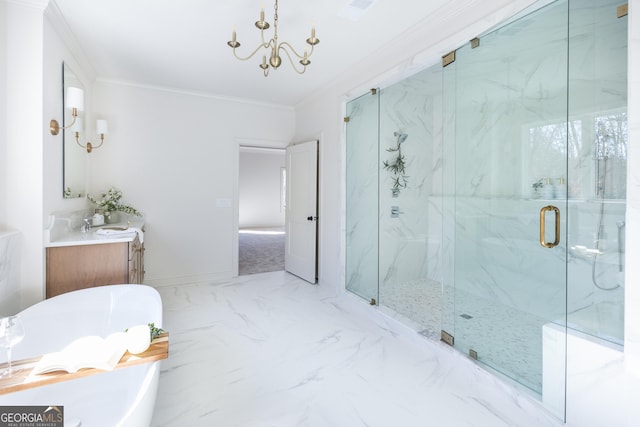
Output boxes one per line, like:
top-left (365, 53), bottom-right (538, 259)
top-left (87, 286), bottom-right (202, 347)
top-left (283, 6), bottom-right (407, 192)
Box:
top-left (96, 119), bottom-right (109, 135)
top-left (65, 87), bottom-right (84, 111)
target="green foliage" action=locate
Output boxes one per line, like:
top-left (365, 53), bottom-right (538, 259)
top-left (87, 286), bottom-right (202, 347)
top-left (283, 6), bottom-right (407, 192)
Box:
top-left (87, 187), bottom-right (141, 216)
top-left (148, 323), bottom-right (165, 340)
top-left (382, 142), bottom-right (409, 193)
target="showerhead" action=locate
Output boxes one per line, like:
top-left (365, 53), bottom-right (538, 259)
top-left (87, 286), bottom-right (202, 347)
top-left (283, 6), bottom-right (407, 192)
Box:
top-left (394, 131), bottom-right (408, 143)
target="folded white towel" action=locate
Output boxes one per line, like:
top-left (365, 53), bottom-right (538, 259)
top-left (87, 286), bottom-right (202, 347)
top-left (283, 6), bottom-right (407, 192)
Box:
top-left (96, 226), bottom-right (144, 243)
top-left (129, 226), bottom-right (144, 243)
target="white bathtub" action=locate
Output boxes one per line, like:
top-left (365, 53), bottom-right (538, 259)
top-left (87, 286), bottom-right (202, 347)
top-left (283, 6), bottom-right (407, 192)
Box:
top-left (0, 285), bottom-right (163, 427)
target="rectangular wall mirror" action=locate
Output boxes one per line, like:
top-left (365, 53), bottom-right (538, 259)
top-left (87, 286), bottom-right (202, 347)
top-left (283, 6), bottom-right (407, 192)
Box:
top-left (62, 62), bottom-right (86, 199)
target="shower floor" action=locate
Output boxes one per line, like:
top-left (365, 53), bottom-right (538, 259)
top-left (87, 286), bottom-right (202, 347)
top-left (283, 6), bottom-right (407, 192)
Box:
top-left (379, 279), bottom-right (544, 394)
top-left (379, 278), bottom-right (443, 340)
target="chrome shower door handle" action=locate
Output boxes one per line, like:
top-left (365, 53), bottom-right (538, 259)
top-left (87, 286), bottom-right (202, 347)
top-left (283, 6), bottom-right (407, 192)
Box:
top-left (539, 205), bottom-right (560, 248)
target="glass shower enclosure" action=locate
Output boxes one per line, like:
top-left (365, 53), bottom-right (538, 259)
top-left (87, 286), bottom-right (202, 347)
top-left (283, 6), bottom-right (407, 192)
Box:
top-left (345, 90), bottom-right (380, 305)
top-left (443, 1), bottom-right (571, 409)
top-left (345, 0), bottom-right (627, 421)
top-left (346, 66), bottom-right (445, 338)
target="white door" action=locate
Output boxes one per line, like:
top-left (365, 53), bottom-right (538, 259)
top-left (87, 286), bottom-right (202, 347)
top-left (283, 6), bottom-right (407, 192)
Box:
top-left (285, 140), bottom-right (318, 283)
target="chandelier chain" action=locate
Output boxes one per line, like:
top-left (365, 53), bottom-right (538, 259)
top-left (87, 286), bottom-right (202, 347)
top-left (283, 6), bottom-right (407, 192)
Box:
top-left (274, 0), bottom-right (279, 30)
top-left (273, 0), bottom-right (279, 45)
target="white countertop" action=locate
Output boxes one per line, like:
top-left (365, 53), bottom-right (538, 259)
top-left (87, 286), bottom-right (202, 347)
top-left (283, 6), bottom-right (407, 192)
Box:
top-left (45, 219), bottom-right (144, 248)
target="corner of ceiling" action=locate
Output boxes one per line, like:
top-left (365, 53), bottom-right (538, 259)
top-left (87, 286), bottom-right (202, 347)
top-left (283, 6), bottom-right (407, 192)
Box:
top-left (45, 0), bottom-right (97, 83)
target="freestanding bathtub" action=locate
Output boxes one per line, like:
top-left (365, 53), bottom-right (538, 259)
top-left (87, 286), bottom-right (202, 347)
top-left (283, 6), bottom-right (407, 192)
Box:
top-left (0, 285), bottom-right (163, 427)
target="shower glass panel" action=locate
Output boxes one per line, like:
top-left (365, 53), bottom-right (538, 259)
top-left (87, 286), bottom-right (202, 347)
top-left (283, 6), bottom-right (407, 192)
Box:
top-left (446, 0), bottom-right (569, 417)
top-left (377, 66), bottom-right (444, 338)
top-left (565, 0), bottom-right (627, 346)
top-left (345, 91), bottom-right (380, 303)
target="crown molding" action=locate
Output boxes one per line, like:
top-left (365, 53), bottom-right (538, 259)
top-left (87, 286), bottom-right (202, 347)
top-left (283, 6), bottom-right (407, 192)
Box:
top-left (94, 77), bottom-right (295, 112)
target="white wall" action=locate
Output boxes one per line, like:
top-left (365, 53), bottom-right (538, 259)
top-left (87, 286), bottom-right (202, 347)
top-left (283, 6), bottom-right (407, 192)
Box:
top-left (2, 0), bottom-right (48, 309)
top-left (90, 82), bottom-right (295, 285)
top-left (0, 231), bottom-right (21, 316)
top-left (0, 1), bottom-right (7, 221)
top-left (0, 0), bottom-right (96, 311)
top-left (239, 148), bottom-right (286, 229)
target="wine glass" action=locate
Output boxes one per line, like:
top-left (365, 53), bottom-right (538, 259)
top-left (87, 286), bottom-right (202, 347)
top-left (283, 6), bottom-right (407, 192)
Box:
top-left (0, 315), bottom-right (25, 377)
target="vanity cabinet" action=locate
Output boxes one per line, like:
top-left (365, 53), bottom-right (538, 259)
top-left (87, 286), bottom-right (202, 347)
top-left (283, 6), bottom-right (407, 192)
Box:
top-left (46, 235), bottom-right (145, 298)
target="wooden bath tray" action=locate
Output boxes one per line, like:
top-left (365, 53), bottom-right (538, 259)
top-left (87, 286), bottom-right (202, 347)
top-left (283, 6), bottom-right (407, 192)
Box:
top-left (0, 332), bottom-right (168, 395)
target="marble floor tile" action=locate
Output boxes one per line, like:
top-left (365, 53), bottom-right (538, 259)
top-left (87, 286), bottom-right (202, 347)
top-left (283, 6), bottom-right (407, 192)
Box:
top-left (150, 271), bottom-right (562, 427)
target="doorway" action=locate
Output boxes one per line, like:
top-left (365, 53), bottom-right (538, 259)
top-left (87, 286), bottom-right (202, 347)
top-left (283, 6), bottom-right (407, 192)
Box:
top-left (284, 140), bottom-right (319, 284)
top-left (238, 146), bottom-right (287, 275)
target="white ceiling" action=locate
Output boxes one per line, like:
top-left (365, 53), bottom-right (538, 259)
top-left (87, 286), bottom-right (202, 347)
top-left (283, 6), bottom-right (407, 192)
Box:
top-left (49, 0), bottom-right (456, 107)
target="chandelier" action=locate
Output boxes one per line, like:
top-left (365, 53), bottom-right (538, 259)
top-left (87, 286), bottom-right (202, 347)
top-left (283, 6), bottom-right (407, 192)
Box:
top-left (227, 0), bottom-right (319, 76)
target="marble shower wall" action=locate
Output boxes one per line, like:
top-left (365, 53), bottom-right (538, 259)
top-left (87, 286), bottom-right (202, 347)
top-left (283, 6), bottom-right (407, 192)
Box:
top-left (345, 64), bottom-right (445, 323)
top-left (451, 2), bottom-right (569, 200)
top-left (378, 65), bottom-right (444, 291)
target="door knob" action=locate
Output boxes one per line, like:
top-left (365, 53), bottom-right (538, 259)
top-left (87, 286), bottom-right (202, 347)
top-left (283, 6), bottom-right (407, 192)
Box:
top-left (307, 216), bottom-right (317, 221)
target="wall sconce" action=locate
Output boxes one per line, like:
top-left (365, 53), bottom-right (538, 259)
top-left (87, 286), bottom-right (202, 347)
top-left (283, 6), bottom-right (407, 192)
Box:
top-left (50, 86), bottom-right (84, 135)
top-left (74, 118), bottom-right (109, 153)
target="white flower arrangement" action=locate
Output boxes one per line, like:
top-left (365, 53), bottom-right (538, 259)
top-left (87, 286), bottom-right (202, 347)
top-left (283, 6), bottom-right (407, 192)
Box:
top-left (87, 187), bottom-right (141, 217)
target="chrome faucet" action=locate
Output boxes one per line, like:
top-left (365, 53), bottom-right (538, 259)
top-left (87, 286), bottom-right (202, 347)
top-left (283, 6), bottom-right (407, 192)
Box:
top-left (81, 218), bottom-right (92, 233)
